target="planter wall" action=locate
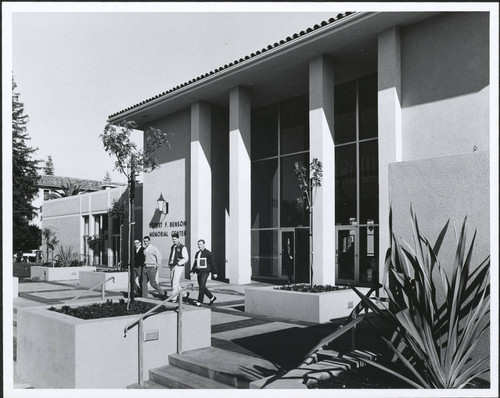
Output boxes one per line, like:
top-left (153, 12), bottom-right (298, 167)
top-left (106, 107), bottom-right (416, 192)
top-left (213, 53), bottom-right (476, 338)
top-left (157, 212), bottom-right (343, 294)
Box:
top-left (17, 301), bottom-right (211, 388)
top-left (30, 266), bottom-right (96, 281)
top-left (79, 271), bottom-right (129, 291)
top-left (245, 286), bottom-right (370, 323)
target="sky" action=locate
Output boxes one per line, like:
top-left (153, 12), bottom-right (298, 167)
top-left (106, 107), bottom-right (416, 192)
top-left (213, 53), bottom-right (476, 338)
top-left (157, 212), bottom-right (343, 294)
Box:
top-left (7, 3), bottom-right (346, 184)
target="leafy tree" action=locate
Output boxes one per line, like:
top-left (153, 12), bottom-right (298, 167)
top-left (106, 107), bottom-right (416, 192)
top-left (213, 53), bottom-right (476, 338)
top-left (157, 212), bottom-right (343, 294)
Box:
top-left (12, 77), bottom-right (41, 252)
top-left (295, 158), bottom-right (323, 286)
top-left (103, 171), bottom-right (112, 185)
top-left (44, 155), bottom-right (55, 175)
top-left (42, 227), bottom-right (59, 264)
top-left (46, 180), bottom-right (84, 200)
top-left (25, 224), bottom-right (42, 253)
top-left (101, 120), bottom-right (173, 305)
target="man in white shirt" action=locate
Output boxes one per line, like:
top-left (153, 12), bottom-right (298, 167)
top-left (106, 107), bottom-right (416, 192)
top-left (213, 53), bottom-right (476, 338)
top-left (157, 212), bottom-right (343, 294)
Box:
top-left (143, 236), bottom-right (168, 300)
top-left (168, 232), bottom-right (189, 300)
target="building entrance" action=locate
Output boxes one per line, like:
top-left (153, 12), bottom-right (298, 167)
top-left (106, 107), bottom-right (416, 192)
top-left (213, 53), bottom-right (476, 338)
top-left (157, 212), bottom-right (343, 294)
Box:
top-left (336, 226), bottom-right (357, 283)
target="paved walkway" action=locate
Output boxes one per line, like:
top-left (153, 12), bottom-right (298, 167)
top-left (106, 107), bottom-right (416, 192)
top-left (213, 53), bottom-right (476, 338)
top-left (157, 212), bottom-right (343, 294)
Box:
top-left (13, 274), bottom-right (347, 389)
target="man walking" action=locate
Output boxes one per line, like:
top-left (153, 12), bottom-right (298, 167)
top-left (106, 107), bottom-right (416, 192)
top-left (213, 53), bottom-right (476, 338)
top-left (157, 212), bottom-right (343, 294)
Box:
top-left (143, 236), bottom-right (168, 300)
top-left (190, 239), bottom-right (218, 306)
top-left (133, 239), bottom-right (145, 297)
top-left (168, 232), bottom-right (189, 300)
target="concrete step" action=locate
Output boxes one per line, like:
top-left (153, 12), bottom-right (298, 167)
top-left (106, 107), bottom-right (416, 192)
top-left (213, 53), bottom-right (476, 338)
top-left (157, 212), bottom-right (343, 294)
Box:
top-left (149, 365), bottom-right (232, 389)
top-left (168, 346), bottom-right (279, 388)
top-left (127, 380), bottom-right (167, 389)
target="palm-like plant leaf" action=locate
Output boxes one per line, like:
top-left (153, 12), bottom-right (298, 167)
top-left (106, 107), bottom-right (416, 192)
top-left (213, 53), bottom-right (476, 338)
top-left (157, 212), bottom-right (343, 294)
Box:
top-left (358, 208), bottom-right (490, 388)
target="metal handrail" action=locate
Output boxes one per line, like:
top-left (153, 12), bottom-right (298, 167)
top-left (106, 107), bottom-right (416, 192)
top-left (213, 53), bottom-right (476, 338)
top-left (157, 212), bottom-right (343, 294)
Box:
top-left (123, 282), bottom-right (195, 386)
top-left (65, 276), bottom-right (115, 304)
top-left (123, 283), bottom-right (194, 337)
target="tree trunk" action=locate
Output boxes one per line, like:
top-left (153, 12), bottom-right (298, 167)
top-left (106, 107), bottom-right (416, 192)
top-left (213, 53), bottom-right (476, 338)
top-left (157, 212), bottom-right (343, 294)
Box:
top-left (309, 181), bottom-right (313, 287)
top-left (119, 224), bottom-right (123, 268)
top-left (127, 177), bottom-right (136, 308)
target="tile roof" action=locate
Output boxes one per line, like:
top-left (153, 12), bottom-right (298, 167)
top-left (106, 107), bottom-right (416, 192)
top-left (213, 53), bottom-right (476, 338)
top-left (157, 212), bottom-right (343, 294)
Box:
top-left (109, 12), bottom-right (355, 119)
top-left (39, 175), bottom-right (126, 190)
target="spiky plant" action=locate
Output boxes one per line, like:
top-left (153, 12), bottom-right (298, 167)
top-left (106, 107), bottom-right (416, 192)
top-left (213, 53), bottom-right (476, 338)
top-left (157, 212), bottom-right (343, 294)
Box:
top-left (351, 206), bottom-right (490, 388)
top-left (53, 245), bottom-right (79, 267)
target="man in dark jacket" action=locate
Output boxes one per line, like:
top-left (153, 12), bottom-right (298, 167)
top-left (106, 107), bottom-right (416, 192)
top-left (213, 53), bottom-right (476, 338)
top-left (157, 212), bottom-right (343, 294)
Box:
top-left (133, 239), bottom-right (146, 297)
top-left (190, 239), bottom-right (218, 306)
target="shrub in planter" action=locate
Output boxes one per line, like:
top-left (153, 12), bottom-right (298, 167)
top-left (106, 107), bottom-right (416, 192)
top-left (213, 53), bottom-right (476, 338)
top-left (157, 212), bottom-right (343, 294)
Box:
top-left (49, 298), bottom-right (171, 320)
top-left (352, 207), bottom-right (490, 389)
top-left (53, 245), bottom-right (80, 267)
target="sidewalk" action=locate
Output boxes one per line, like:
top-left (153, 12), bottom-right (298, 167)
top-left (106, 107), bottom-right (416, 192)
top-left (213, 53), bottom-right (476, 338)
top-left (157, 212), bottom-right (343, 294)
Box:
top-left (13, 275), bottom-right (344, 389)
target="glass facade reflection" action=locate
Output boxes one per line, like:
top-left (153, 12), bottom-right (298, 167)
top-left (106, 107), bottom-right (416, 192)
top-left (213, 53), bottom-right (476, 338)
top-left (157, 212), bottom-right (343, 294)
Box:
top-left (251, 159), bottom-right (278, 229)
top-left (250, 74), bottom-right (378, 286)
top-left (251, 96), bottom-right (310, 280)
top-left (334, 74), bottom-right (378, 286)
top-left (281, 153), bottom-right (309, 228)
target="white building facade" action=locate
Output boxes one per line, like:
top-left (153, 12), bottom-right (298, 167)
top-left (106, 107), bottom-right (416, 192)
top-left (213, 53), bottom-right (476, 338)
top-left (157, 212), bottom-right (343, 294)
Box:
top-left (44, 11), bottom-right (492, 288)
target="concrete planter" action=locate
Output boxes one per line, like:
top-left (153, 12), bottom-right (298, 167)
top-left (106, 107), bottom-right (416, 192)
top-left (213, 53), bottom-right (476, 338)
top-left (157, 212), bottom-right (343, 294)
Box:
top-left (13, 277), bottom-right (19, 297)
top-left (16, 301), bottom-right (211, 388)
top-left (245, 286), bottom-right (370, 323)
top-left (79, 271), bottom-right (129, 291)
top-left (30, 266), bottom-right (97, 281)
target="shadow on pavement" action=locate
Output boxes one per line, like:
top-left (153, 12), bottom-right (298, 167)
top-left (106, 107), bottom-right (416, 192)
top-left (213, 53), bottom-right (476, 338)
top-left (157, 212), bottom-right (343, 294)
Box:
top-left (230, 315), bottom-right (393, 371)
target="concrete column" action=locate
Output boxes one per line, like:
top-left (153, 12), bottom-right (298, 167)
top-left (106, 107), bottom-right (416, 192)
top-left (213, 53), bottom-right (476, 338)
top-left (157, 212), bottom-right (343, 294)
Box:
top-left (309, 56), bottom-right (336, 285)
top-left (378, 27), bottom-right (402, 284)
top-left (88, 197), bottom-right (95, 266)
top-left (107, 191), bottom-right (114, 267)
top-left (190, 102), bottom-right (212, 259)
top-left (229, 87), bottom-right (252, 285)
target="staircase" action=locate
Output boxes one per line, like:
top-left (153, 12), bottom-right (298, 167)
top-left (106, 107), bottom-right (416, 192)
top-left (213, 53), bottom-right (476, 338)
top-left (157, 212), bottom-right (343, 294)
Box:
top-left (128, 346), bottom-right (280, 389)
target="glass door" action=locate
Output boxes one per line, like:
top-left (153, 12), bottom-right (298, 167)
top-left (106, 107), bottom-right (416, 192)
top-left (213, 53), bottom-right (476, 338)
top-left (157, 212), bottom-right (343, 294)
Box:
top-left (336, 227), bottom-right (357, 285)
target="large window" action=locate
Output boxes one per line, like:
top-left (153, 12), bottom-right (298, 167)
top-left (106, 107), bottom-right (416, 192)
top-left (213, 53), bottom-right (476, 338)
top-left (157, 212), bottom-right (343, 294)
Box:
top-left (251, 96), bottom-right (309, 281)
top-left (334, 74), bottom-right (379, 286)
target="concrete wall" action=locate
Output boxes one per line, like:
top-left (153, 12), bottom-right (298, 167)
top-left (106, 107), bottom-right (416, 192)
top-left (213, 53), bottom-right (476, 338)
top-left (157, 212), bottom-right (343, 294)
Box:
top-left (389, 150), bottom-right (490, 373)
top-left (17, 303), bottom-right (211, 388)
top-left (43, 195), bottom-right (81, 218)
top-left (142, 109), bottom-right (191, 278)
top-left (401, 12), bottom-right (489, 160)
top-left (42, 214), bottom-right (82, 256)
top-left (245, 286), bottom-right (369, 323)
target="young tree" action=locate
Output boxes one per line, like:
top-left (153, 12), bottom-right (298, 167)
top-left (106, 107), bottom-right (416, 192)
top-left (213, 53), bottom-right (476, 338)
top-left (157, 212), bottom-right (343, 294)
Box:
top-left (103, 171), bottom-right (112, 185)
top-left (295, 158), bottom-right (323, 286)
top-left (44, 155), bottom-right (55, 175)
top-left (12, 77), bottom-right (41, 252)
top-left (101, 120), bottom-right (173, 306)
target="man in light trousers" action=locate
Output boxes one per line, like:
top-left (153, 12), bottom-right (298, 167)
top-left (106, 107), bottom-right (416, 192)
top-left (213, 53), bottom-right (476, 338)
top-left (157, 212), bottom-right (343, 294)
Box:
top-left (168, 232), bottom-right (189, 300)
top-left (143, 236), bottom-right (168, 300)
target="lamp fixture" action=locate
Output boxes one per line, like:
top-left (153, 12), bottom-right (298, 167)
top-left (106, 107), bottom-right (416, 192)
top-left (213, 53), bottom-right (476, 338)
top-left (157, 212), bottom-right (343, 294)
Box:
top-left (157, 193), bottom-right (168, 215)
